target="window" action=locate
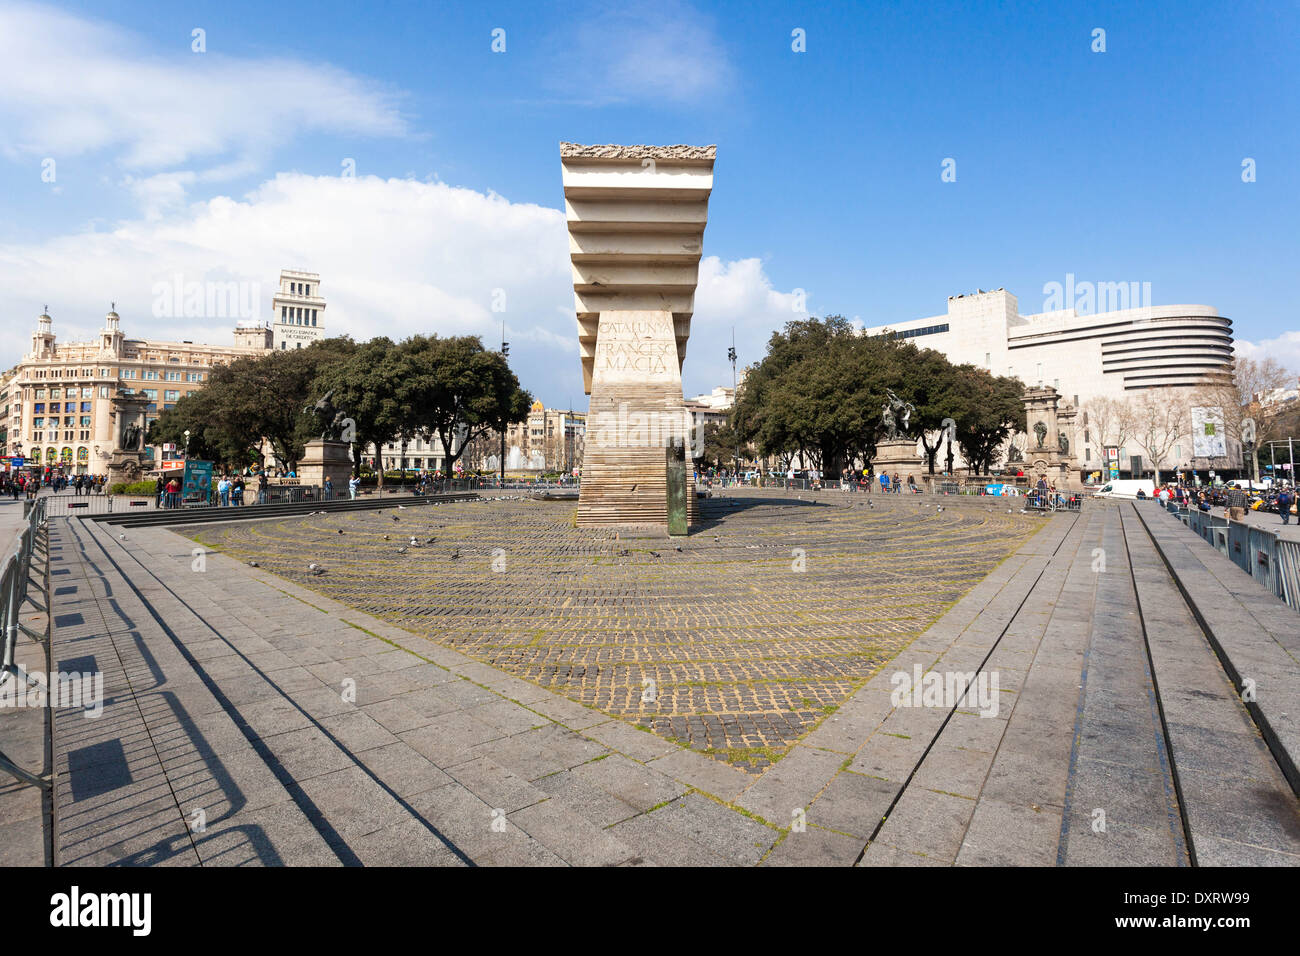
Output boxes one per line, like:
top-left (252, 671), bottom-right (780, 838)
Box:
top-left (33, 417), bottom-right (43, 428)
top-left (164, 390), bottom-right (179, 401)
top-left (33, 403), bottom-right (44, 414)
top-left (80, 416), bottom-right (91, 426)
top-left (144, 370), bottom-right (158, 380)
top-left (81, 402), bottom-right (91, 412)
top-left (50, 388), bottom-right (61, 398)
top-left (282, 306), bottom-right (288, 319)
top-left (99, 386), bottom-right (109, 398)
top-left (34, 389), bottom-right (45, 399)
top-left (120, 369), bottom-right (136, 380)
top-left (166, 371), bottom-right (181, 381)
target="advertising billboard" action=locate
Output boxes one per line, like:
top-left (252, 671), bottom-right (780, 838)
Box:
top-left (1191, 407), bottom-right (1227, 458)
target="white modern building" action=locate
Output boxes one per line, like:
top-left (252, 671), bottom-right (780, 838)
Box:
top-left (862, 288), bottom-right (1236, 477)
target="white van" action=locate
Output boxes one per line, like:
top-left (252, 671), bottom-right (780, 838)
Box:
top-left (1093, 479), bottom-right (1156, 499)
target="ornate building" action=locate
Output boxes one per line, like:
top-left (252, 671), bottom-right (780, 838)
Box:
top-left (1, 269), bottom-right (326, 475)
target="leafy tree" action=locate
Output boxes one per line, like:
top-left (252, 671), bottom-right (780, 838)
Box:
top-left (394, 335), bottom-right (531, 475)
top-left (309, 337), bottom-right (404, 476)
top-left (949, 366), bottom-right (1025, 476)
top-left (150, 337), bottom-right (355, 471)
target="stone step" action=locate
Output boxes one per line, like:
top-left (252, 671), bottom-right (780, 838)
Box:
top-left (1120, 505), bottom-right (1300, 865)
top-left (1134, 503), bottom-right (1300, 798)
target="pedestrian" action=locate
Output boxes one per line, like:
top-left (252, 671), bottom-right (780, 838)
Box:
top-left (349, 474), bottom-right (360, 500)
top-left (218, 474), bottom-right (231, 507)
top-left (258, 471), bottom-right (269, 505)
top-left (1277, 487), bottom-right (1294, 526)
top-left (880, 472), bottom-right (890, 494)
top-left (324, 476), bottom-right (333, 501)
top-left (232, 476), bottom-right (245, 507)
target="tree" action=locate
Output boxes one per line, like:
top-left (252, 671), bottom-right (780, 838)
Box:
top-left (309, 337), bottom-right (404, 477)
top-left (149, 337), bottom-right (355, 471)
top-left (394, 335), bottom-right (531, 476)
top-left (1192, 356), bottom-right (1295, 473)
top-left (696, 421), bottom-right (741, 470)
top-left (949, 366), bottom-right (1025, 476)
top-left (1132, 392), bottom-right (1188, 485)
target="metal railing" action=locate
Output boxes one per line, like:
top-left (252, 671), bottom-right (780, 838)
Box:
top-left (0, 497), bottom-right (51, 789)
top-left (1172, 503), bottom-right (1300, 612)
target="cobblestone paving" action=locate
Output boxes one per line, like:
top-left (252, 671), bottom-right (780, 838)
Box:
top-left (190, 495), bottom-right (1042, 773)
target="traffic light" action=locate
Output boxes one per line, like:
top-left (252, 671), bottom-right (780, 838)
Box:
top-left (502, 341), bottom-right (509, 358)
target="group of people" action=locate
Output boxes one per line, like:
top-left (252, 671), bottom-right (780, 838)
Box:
top-left (1, 472), bottom-right (106, 500)
top-left (1137, 481), bottom-right (1297, 525)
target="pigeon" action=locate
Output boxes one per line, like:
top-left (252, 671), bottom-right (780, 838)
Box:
top-left (308, 563), bottom-right (324, 575)
top-left (398, 504), bottom-right (406, 510)
top-left (396, 547), bottom-right (408, 554)
top-left (383, 534), bottom-right (390, 540)
top-left (118, 533), bottom-right (126, 539)
top-left (337, 529), bottom-right (345, 535)
top-left (674, 546), bottom-right (683, 552)
top-left (247, 560), bottom-right (259, 567)
top-left (392, 516), bottom-right (400, 522)
top-left (450, 550), bottom-right (461, 561)
top-left (426, 536), bottom-right (436, 544)
top-left (648, 551), bottom-right (660, 558)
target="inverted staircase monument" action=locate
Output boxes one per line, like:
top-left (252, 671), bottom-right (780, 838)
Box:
top-left (561, 142), bottom-right (716, 529)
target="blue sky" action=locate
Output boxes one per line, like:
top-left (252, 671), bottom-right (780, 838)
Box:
top-left (1, 0), bottom-right (1297, 406)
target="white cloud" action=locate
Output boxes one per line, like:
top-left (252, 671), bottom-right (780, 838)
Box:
top-left (0, 173), bottom-right (801, 407)
top-left (544, 1), bottom-right (734, 105)
top-left (0, 2), bottom-right (406, 177)
top-left (1236, 332), bottom-right (1300, 377)
top-left (685, 256), bottom-right (806, 394)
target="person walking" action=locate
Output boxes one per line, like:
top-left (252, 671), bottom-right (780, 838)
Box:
top-left (349, 474), bottom-right (360, 500)
top-left (880, 472), bottom-right (890, 494)
top-left (324, 476), bottom-right (334, 501)
top-left (1277, 486), bottom-right (1294, 525)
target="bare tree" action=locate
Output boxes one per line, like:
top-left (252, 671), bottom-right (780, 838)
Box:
top-left (1132, 392), bottom-right (1189, 485)
top-left (1192, 357), bottom-right (1294, 463)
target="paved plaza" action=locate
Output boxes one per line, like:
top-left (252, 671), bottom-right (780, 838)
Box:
top-left (189, 494), bottom-right (1041, 772)
top-left (2, 492), bottom-right (1299, 866)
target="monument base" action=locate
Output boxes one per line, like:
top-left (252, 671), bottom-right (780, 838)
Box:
top-left (871, 439), bottom-right (926, 486)
top-left (1028, 455), bottom-right (1081, 490)
top-left (298, 440), bottom-right (354, 497)
top-left (107, 452), bottom-right (145, 488)
top-left (577, 310), bottom-right (698, 530)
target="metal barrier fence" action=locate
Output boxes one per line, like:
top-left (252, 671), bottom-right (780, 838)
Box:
top-left (0, 497), bottom-right (50, 789)
top-left (1169, 501), bottom-right (1300, 612)
top-left (1024, 491), bottom-right (1088, 513)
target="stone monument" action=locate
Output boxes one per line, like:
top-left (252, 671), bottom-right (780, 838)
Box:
top-left (870, 390), bottom-right (926, 484)
top-left (107, 390), bottom-right (150, 487)
top-left (297, 390), bottom-right (353, 496)
top-left (1022, 386), bottom-right (1079, 488)
top-left (561, 142), bottom-right (715, 529)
